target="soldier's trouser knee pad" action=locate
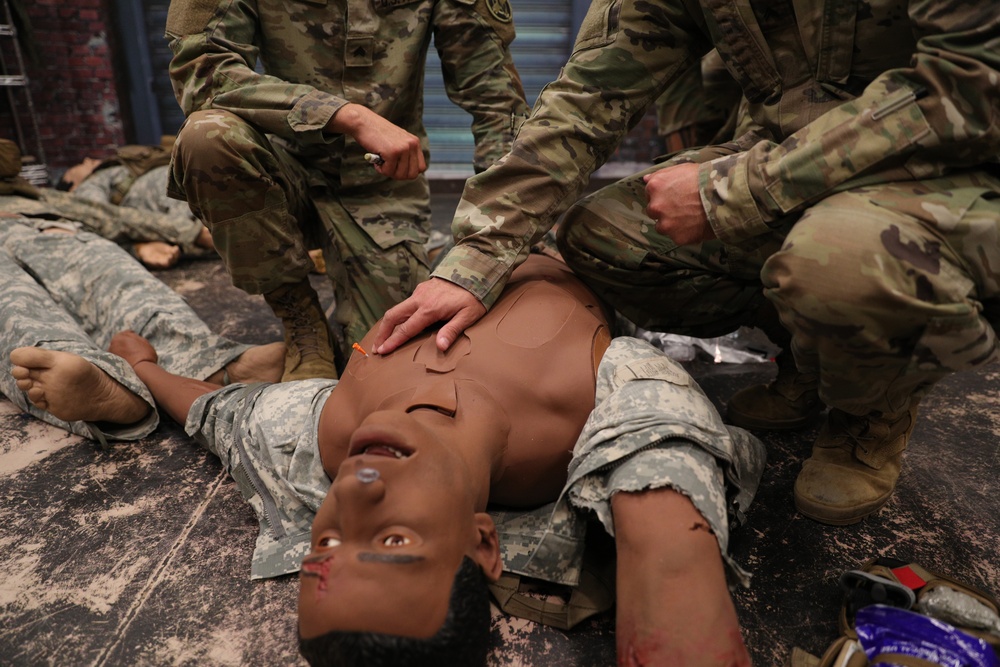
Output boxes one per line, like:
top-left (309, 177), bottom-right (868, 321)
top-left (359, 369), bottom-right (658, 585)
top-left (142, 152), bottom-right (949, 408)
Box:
top-left (762, 180), bottom-right (1000, 415)
top-left (170, 109), bottom-right (315, 295)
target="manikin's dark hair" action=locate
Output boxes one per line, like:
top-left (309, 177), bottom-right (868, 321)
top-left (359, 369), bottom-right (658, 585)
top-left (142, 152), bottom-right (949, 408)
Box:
top-left (298, 556), bottom-right (492, 667)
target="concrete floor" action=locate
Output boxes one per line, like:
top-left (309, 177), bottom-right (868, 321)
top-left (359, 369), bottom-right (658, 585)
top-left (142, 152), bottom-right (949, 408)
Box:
top-left (1, 187), bottom-right (998, 666)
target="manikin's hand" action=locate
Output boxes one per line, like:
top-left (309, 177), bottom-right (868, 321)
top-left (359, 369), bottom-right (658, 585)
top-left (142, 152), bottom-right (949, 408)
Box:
top-left (643, 163), bottom-right (716, 246)
top-left (108, 330), bottom-right (158, 369)
top-left (373, 278), bottom-right (486, 355)
top-left (326, 103), bottom-right (426, 181)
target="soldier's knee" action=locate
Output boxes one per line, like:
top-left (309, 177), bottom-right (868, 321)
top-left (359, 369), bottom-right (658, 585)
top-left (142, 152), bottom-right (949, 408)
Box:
top-left (557, 194), bottom-right (613, 261)
top-left (174, 109), bottom-right (265, 169)
top-left (763, 211), bottom-right (901, 315)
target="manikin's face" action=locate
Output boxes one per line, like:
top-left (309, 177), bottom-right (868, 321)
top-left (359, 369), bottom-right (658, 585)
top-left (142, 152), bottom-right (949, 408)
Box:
top-left (298, 409), bottom-right (487, 640)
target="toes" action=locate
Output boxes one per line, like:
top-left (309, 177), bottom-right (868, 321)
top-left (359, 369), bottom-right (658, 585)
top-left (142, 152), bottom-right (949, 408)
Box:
top-left (10, 346), bottom-right (51, 369)
top-left (26, 386), bottom-right (48, 409)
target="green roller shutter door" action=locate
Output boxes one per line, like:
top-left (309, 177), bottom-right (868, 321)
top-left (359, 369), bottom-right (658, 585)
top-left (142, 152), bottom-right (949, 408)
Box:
top-left (423, 0), bottom-right (573, 177)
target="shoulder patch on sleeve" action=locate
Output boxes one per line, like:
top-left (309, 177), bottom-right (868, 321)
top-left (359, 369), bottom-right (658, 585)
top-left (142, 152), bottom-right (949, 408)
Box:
top-left (484, 0), bottom-right (512, 23)
top-left (574, 0), bottom-right (620, 52)
top-left (166, 0), bottom-right (225, 37)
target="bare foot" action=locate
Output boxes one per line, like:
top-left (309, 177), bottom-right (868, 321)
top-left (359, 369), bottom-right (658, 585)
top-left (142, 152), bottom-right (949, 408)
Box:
top-left (612, 489), bottom-right (751, 667)
top-left (195, 226), bottom-right (215, 250)
top-left (9, 347), bottom-right (151, 424)
top-left (205, 342), bottom-right (286, 385)
top-left (135, 242), bottom-right (182, 269)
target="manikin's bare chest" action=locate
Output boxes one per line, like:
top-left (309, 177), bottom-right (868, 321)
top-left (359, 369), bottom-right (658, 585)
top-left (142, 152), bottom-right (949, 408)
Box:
top-left (322, 256), bottom-right (611, 505)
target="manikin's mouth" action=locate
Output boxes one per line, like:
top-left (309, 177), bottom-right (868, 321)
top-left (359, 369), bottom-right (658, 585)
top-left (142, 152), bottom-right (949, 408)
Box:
top-left (348, 443), bottom-right (413, 459)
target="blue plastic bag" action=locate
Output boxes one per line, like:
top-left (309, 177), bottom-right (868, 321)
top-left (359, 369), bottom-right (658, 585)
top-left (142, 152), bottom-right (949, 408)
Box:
top-left (855, 605), bottom-right (1000, 667)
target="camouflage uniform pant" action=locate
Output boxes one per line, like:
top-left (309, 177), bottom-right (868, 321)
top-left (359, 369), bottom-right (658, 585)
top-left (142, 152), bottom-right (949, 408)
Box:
top-left (169, 109), bottom-right (430, 349)
top-left (0, 217), bottom-right (249, 441)
top-left (558, 159), bottom-right (784, 338)
top-left (558, 165), bottom-right (1000, 416)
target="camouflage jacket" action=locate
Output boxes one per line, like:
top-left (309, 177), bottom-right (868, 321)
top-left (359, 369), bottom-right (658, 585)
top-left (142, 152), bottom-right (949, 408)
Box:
top-left (165, 0), bottom-right (529, 180)
top-left (434, 0), bottom-right (1000, 308)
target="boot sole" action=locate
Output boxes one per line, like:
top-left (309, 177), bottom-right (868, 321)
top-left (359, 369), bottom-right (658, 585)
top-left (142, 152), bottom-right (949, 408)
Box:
top-left (793, 491), bottom-right (891, 526)
top-left (726, 406), bottom-right (824, 431)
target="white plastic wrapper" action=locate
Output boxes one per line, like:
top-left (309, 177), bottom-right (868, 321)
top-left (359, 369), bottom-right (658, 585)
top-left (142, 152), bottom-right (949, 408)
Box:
top-left (635, 327), bottom-right (781, 364)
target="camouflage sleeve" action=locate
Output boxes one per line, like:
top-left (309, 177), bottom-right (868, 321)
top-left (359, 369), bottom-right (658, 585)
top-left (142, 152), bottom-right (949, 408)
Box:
top-left (654, 61), bottom-right (710, 138)
top-left (431, 0), bottom-right (709, 307)
top-left (166, 0), bottom-right (345, 146)
top-left (702, 0), bottom-right (1000, 244)
top-left (431, 0), bottom-right (529, 173)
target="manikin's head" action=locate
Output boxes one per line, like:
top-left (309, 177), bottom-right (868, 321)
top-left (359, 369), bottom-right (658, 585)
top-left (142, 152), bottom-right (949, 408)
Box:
top-left (297, 408), bottom-right (504, 666)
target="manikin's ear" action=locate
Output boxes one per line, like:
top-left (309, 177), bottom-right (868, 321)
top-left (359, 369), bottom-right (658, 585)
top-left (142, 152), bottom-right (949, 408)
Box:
top-left (471, 512), bottom-right (503, 582)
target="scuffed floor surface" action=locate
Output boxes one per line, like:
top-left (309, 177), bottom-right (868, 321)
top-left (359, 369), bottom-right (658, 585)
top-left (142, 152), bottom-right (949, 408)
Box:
top-left (2, 258), bottom-right (999, 666)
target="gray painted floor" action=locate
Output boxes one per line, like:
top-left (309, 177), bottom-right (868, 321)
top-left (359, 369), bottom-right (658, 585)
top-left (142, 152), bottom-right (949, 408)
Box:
top-left (1, 188), bottom-right (998, 666)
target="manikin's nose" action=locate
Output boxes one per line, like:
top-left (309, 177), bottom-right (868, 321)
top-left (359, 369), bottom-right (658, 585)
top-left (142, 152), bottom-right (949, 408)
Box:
top-left (334, 464), bottom-right (387, 508)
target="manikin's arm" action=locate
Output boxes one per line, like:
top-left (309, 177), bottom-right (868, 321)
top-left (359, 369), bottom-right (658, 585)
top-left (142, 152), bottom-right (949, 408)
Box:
top-left (611, 488), bottom-right (750, 667)
top-left (108, 330), bottom-right (220, 426)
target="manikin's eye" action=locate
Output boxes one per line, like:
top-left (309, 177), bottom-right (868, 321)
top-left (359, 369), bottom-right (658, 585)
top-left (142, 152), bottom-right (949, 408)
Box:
top-left (318, 535), bottom-right (341, 548)
top-left (383, 535), bottom-right (411, 547)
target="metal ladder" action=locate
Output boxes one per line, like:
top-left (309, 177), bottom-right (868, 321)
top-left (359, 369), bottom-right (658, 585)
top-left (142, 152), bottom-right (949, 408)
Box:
top-left (0, 0), bottom-right (47, 185)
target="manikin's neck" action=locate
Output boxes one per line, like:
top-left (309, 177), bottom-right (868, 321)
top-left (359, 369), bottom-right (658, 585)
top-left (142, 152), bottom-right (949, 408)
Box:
top-left (444, 386), bottom-right (511, 513)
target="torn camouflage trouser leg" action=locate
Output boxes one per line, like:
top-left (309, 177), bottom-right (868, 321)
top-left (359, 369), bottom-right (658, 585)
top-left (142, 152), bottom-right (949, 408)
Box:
top-left (761, 170), bottom-right (1000, 416)
top-left (0, 220), bottom-right (157, 440)
top-left (566, 337), bottom-right (766, 588)
top-left (507, 337), bottom-right (766, 591)
top-left (183, 378), bottom-right (336, 578)
top-left (556, 163), bottom-right (787, 337)
top-left (0, 218), bottom-right (249, 440)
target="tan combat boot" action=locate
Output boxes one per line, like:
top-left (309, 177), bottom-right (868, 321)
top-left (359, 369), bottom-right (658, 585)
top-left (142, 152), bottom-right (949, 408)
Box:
top-left (794, 406), bottom-right (918, 526)
top-left (264, 279), bottom-right (338, 382)
top-left (727, 350), bottom-right (823, 430)
top-left (727, 299), bottom-right (823, 430)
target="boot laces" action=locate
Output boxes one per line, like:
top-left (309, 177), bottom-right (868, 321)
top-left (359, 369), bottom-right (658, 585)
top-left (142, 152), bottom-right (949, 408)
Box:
top-left (826, 409), bottom-right (906, 461)
top-left (276, 292), bottom-right (326, 360)
top-left (827, 409), bottom-right (873, 452)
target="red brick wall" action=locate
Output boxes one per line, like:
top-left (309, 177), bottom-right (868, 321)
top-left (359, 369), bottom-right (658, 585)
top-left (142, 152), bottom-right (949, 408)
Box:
top-left (0, 0), bottom-right (126, 174)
